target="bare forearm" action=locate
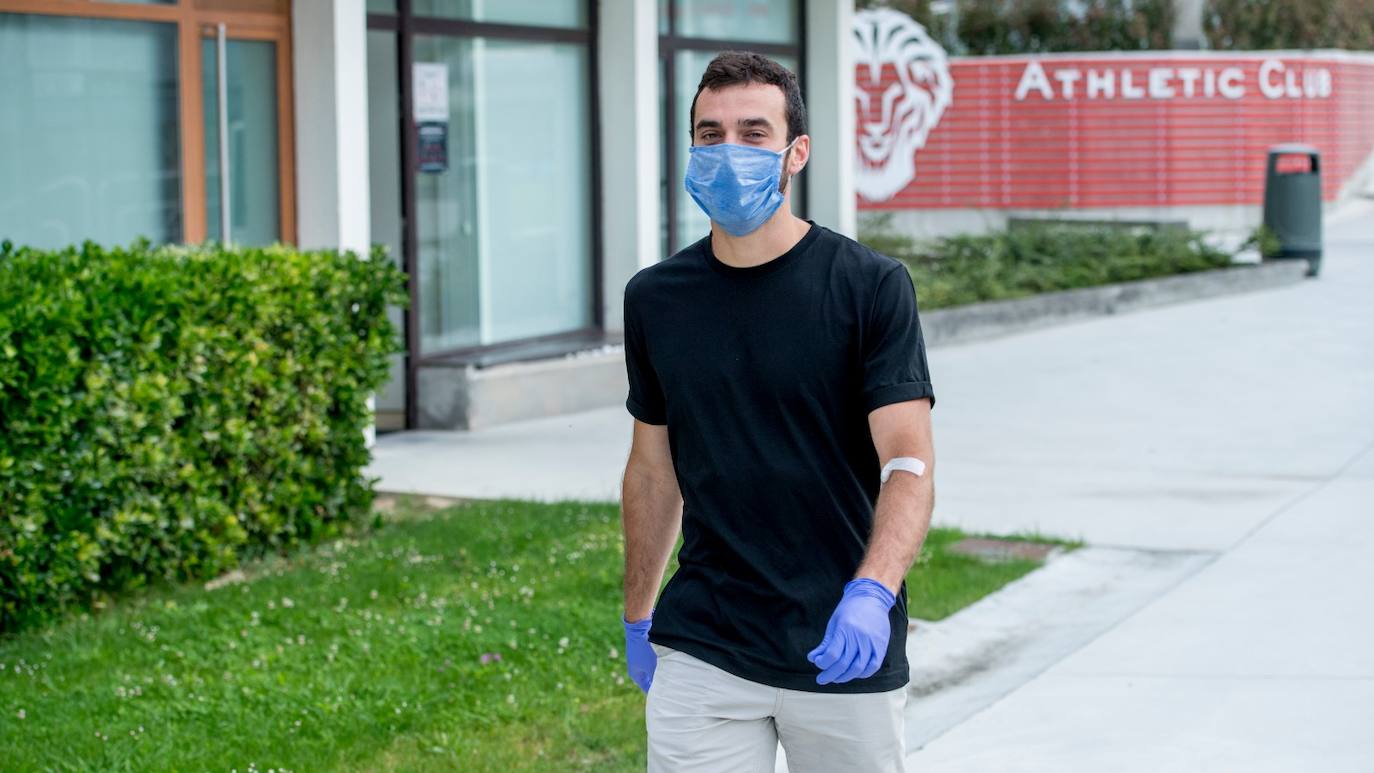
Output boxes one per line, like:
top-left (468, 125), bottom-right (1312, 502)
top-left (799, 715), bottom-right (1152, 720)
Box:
top-left (621, 462), bottom-right (682, 622)
top-left (855, 472), bottom-right (934, 594)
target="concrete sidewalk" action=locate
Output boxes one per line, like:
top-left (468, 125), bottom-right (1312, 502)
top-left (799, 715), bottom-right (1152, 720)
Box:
top-left (366, 201), bottom-right (1374, 770)
top-left (900, 201), bottom-right (1374, 771)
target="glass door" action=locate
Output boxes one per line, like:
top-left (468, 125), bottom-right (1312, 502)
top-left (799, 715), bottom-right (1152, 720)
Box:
top-left (201, 22), bottom-right (280, 246)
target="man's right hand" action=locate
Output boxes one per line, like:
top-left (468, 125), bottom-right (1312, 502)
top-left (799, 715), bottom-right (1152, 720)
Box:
top-left (623, 610), bottom-right (657, 692)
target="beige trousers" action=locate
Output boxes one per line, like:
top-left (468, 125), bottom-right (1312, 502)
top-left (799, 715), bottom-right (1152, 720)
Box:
top-left (646, 642), bottom-right (908, 773)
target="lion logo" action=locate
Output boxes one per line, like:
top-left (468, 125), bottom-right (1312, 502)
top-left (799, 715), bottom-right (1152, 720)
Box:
top-left (853, 8), bottom-right (954, 202)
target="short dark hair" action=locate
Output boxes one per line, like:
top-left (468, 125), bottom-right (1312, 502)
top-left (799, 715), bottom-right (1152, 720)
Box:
top-left (689, 51), bottom-right (807, 143)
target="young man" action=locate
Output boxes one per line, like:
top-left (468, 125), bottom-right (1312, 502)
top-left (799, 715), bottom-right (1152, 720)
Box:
top-left (619, 51), bottom-right (936, 773)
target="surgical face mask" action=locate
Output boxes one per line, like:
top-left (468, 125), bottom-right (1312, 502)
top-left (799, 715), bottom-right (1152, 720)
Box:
top-left (683, 138), bottom-right (798, 237)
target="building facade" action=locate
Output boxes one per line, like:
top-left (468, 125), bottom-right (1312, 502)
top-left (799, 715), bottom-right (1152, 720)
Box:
top-left (0, 0), bottom-right (854, 431)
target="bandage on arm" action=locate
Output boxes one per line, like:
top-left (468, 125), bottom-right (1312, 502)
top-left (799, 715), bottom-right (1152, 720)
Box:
top-left (880, 456), bottom-right (927, 484)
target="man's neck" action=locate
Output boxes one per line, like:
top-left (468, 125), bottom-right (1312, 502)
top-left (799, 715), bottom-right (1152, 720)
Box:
top-left (710, 211), bottom-right (811, 269)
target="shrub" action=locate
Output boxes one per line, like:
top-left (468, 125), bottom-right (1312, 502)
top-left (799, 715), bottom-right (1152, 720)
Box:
top-left (859, 0), bottom-right (1174, 54)
top-left (0, 239), bottom-right (407, 633)
top-left (858, 213), bottom-right (1235, 309)
top-left (1204, 0), bottom-right (1374, 50)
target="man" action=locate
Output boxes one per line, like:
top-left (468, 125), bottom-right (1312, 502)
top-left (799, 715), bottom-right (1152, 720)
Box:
top-left (619, 51), bottom-right (936, 773)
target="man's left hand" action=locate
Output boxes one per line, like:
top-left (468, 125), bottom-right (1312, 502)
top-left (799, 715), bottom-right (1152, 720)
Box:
top-left (806, 577), bottom-right (895, 685)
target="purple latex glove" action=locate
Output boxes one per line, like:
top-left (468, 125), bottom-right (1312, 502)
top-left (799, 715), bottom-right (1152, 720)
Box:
top-left (806, 577), bottom-right (896, 685)
top-left (623, 610), bottom-right (656, 692)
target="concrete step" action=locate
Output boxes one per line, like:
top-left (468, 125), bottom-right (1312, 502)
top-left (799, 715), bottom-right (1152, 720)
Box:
top-left (415, 344), bottom-right (626, 430)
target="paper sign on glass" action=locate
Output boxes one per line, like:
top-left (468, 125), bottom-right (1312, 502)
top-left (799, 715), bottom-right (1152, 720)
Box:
top-left (413, 63), bottom-right (449, 122)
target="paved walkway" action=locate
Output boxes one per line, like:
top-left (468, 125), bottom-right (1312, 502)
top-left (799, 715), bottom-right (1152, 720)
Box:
top-left (366, 201), bottom-right (1374, 770)
top-left (901, 202), bottom-right (1374, 771)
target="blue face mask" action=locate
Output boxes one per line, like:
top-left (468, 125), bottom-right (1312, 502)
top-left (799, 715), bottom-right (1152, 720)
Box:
top-left (684, 138), bottom-right (798, 237)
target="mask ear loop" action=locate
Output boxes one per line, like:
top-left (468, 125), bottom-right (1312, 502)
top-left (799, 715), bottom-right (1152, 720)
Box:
top-left (778, 136), bottom-right (799, 194)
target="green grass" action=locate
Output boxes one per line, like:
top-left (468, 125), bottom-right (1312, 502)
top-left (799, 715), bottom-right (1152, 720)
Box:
top-left (0, 497), bottom-right (1078, 771)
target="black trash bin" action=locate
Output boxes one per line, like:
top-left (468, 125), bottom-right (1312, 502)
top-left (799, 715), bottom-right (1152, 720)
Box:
top-left (1262, 144), bottom-right (1323, 277)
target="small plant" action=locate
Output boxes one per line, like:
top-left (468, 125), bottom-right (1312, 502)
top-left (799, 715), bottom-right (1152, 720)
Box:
top-left (1240, 223), bottom-right (1283, 258)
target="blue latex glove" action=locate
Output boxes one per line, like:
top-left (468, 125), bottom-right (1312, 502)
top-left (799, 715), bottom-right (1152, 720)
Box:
top-left (806, 577), bottom-right (896, 685)
top-left (623, 610), bottom-right (656, 693)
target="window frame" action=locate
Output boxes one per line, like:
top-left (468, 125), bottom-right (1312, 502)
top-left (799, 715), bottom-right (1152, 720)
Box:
top-left (0, 0), bottom-right (297, 245)
top-left (659, 0), bottom-right (806, 257)
top-left (367, 0), bottom-right (603, 429)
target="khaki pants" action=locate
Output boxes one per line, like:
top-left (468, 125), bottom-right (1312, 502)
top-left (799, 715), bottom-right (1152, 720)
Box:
top-left (646, 642), bottom-right (908, 773)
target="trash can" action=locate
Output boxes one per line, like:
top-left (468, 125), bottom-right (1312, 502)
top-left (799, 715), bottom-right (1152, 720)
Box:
top-left (1262, 144), bottom-right (1323, 277)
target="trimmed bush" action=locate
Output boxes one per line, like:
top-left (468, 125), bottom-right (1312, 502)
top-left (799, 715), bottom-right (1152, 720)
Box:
top-left (0, 239), bottom-right (407, 633)
top-left (859, 213), bottom-right (1235, 309)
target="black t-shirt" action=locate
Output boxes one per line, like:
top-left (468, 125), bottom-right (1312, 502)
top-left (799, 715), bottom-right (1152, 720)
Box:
top-left (623, 219), bottom-right (935, 694)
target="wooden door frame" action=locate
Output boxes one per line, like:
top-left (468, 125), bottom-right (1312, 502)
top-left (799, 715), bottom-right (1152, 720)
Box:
top-left (0, 0), bottom-right (296, 245)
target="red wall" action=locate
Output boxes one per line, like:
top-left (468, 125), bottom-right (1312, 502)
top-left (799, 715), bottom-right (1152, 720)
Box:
top-left (856, 53), bottom-right (1374, 210)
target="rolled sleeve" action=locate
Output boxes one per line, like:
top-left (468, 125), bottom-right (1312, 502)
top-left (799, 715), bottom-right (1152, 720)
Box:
top-left (862, 265), bottom-right (935, 413)
top-left (624, 289), bottom-right (668, 425)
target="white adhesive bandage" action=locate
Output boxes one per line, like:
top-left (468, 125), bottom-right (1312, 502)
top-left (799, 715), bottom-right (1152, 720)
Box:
top-left (880, 456), bottom-right (927, 483)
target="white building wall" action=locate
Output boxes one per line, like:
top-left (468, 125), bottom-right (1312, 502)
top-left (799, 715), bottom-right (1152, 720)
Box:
top-left (292, 0), bottom-right (376, 445)
top-left (598, 0), bottom-right (662, 334)
top-left (806, 0), bottom-right (858, 239)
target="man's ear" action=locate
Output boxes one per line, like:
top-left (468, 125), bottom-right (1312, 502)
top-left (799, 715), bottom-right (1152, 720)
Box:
top-left (779, 136), bottom-right (808, 193)
top-left (788, 136), bottom-right (809, 177)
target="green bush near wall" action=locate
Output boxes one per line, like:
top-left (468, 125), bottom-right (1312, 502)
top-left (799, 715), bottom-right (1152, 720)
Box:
top-left (859, 213), bottom-right (1235, 310)
top-left (0, 239), bottom-right (407, 634)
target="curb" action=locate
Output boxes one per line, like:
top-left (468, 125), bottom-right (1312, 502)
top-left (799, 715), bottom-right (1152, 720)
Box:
top-left (900, 545), bottom-right (1216, 753)
top-left (921, 259), bottom-right (1310, 347)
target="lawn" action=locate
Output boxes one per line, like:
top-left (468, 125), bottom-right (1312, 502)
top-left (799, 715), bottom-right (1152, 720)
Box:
top-left (0, 497), bottom-right (1079, 771)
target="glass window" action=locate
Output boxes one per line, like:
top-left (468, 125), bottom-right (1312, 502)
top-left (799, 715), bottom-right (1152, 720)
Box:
top-left (412, 34), bottom-right (593, 353)
top-left (411, 0), bottom-right (586, 29)
top-left (367, 29), bottom-right (407, 417)
top-left (672, 50), bottom-right (801, 253)
top-left (366, 0), bottom-right (397, 13)
top-left (0, 13), bottom-right (180, 248)
top-left (675, 0), bottom-right (796, 44)
top-left (202, 37), bottom-right (280, 246)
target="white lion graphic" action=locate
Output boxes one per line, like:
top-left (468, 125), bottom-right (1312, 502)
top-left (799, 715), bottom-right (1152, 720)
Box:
top-left (853, 8), bottom-right (954, 202)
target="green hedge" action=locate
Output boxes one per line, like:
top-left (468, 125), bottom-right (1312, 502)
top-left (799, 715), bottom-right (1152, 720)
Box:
top-left (859, 214), bottom-right (1235, 310)
top-left (0, 239), bottom-right (407, 634)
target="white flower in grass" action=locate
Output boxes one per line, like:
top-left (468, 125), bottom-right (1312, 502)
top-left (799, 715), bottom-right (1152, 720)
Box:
top-left (16, 708), bottom-right (24, 719)
top-left (559, 636), bottom-right (570, 649)
top-left (506, 693), bottom-right (516, 704)
top-left (609, 647), bottom-right (619, 660)
top-left (281, 597), bottom-right (294, 608)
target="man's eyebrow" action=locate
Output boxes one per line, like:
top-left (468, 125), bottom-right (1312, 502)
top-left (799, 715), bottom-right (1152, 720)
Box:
top-left (692, 117), bottom-right (775, 132)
